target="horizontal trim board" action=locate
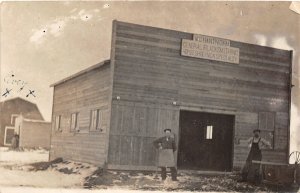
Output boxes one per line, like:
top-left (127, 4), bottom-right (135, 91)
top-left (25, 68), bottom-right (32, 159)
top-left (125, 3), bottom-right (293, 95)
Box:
top-left (107, 164), bottom-right (157, 171)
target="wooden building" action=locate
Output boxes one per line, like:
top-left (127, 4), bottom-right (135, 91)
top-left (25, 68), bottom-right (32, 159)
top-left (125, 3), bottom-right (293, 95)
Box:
top-left (50, 60), bottom-right (111, 164)
top-left (50, 21), bottom-right (292, 171)
top-left (0, 97), bottom-right (44, 146)
top-left (14, 115), bottom-right (51, 149)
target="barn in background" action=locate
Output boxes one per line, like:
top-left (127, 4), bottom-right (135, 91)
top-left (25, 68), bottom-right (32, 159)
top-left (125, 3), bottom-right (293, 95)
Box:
top-left (50, 20), bottom-right (292, 172)
top-left (0, 97), bottom-right (44, 146)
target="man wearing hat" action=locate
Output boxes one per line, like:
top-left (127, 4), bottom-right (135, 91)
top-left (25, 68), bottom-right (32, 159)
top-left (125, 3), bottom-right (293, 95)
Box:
top-left (240, 129), bottom-right (271, 183)
top-left (153, 128), bottom-right (177, 181)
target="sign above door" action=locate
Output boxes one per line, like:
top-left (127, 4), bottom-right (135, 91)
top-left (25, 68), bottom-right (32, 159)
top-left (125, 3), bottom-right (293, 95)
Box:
top-left (181, 34), bottom-right (240, 64)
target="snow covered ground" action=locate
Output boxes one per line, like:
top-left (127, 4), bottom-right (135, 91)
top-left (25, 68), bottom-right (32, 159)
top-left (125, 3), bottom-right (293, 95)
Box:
top-left (0, 148), bottom-right (298, 192)
top-left (0, 147), bottom-right (48, 163)
top-left (0, 147), bottom-right (96, 188)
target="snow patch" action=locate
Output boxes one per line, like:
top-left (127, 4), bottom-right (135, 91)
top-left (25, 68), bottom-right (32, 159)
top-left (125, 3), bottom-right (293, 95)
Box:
top-left (0, 148), bottom-right (49, 164)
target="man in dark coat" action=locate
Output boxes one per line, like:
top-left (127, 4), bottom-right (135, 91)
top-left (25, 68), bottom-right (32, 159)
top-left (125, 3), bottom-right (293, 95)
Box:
top-left (11, 133), bottom-right (19, 150)
top-left (240, 129), bottom-right (271, 184)
top-left (153, 128), bottom-right (177, 181)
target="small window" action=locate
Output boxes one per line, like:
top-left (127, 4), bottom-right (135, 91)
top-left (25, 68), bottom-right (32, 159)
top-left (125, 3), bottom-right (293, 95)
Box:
top-left (70, 113), bottom-right (78, 131)
top-left (259, 112), bottom-right (275, 149)
top-left (206, 125), bottom-right (213, 139)
top-left (90, 109), bottom-right (103, 131)
top-left (55, 115), bottom-right (61, 131)
top-left (259, 112), bottom-right (275, 131)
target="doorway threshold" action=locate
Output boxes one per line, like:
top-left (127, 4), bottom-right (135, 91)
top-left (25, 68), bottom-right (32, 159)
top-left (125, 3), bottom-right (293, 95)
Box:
top-left (178, 170), bottom-right (232, 176)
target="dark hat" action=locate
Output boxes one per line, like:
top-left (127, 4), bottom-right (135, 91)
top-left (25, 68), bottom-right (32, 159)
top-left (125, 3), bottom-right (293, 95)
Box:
top-left (164, 128), bottom-right (171, 133)
top-left (253, 129), bottom-right (261, 133)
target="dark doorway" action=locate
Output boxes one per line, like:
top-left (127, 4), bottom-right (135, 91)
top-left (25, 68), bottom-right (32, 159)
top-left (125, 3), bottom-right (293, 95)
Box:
top-left (178, 110), bottom-right (234, 171)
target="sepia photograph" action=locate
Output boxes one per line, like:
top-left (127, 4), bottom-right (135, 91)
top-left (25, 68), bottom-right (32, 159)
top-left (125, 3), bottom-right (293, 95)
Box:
top-left (0, 1), bottom-right (300, 192)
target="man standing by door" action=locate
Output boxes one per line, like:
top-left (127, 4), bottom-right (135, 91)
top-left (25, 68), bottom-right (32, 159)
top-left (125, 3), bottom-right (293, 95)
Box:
top-left (240, 129), bottom-right (271, 184)
top-left (153, 128), bottom-right (178, 181)
top-left (10, 133), bottom-right (19, 150)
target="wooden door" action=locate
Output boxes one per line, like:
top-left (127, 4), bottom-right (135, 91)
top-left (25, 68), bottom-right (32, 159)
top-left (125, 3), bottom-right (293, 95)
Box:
top-left (108, 101), bottom-right (179, 170)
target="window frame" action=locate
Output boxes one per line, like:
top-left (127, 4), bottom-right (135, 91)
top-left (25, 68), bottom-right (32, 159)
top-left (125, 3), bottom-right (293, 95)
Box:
top-left (90, 108), bottom-right (106, 132)
top-left (70, 112), bottom-right (79, 132)
top-left (55, 115), bottom-right (62, 132)
top-left (206, 125), bottom-right (213, 140)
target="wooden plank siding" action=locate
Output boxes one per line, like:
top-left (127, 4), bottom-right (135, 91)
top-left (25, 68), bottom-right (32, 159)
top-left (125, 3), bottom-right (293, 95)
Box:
top-left (108, 21), bottom-right (292, 170)
top-left (50, 62), bottom-right (111, 165)
top-left (19, 121), bottom-right (51, 149)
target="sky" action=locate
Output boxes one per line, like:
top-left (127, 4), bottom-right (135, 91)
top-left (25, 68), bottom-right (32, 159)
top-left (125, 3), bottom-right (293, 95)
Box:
top-left (0, 1), bottom-right (300, 152)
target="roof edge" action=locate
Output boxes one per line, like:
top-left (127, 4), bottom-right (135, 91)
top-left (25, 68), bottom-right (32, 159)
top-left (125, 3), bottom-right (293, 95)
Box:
top-left (114, 20), bottom-right (292, 53)
top-left (50, 59), bottom-right (110, 87)
top-left (23, 118), bottom-right (51, 123)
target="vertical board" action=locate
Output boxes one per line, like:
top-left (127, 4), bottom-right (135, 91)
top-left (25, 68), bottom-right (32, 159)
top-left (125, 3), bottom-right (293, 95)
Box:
top-left (108, 101), bottom-right (179, 169)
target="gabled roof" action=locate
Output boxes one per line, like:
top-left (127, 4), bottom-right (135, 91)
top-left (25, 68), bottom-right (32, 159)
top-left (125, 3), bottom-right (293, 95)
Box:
top-left (50, 60), bottom-right (110, 87)
top-left (0, 97), bottom-right (44, 121)
top-left (0, 97), bottom-right (37, 106)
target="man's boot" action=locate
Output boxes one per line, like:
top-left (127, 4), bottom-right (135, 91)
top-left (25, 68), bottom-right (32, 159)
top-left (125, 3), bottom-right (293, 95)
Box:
top-left (161, 167), bottom-right (167, 181)
top-left (171, 167), bottom-right (178, 181)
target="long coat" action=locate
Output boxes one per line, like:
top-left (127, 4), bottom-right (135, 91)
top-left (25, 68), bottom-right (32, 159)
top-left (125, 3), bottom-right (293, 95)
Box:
top-left (153, 136), bottom-right (177, 167)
